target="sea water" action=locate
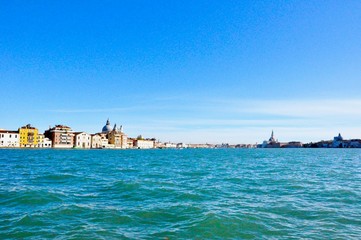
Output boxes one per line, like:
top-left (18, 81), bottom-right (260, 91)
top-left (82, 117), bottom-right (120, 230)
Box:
top-left (1, 148), bottom-right (361, 239)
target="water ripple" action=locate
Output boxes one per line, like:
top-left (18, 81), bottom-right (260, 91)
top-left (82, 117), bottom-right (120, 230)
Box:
top-left (1, 148), bottom-right (361, 239)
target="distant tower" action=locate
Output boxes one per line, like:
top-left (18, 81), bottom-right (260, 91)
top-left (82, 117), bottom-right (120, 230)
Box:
top-left (338, 133), bottom-right (343, 140)
top-left (269, 130), bottom-right (276, 142)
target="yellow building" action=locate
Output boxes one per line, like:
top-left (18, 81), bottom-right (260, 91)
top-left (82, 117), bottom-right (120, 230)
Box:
top-left (37, 134), bottom-right (44, 146)
top-left (19, 124), bottom-right (39, 147)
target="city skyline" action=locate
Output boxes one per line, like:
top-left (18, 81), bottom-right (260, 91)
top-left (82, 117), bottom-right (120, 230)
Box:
top-left (1, 1), bottom-right (361, 144)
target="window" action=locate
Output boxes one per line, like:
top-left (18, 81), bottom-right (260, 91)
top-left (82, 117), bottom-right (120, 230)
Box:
top-left (9, 135), bottom-right (11, 138)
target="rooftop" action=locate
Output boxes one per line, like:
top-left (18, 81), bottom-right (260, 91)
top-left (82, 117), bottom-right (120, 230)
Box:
top-left (0, 130), bottom-right (19, 134)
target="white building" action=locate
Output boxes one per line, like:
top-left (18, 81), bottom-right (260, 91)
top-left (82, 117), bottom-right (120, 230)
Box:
top-left (177, 143), bottom-right (188, 148)
top-left (97, 133), bottom-right (109, 148)
top-left (42, 138), bottom-right (52, 148)
top-left (91, 134), bottom-right (102, 149)
top-left (36, 134), bottom-right (52, 148)
top-left (134, 139), bottom-right (155, 149)
top-left (165, 142), bottom-right (177, 148)
top-left (0, 130), bottom-right (20, 148)
top-left (74, 132), bottom-right (91, 149)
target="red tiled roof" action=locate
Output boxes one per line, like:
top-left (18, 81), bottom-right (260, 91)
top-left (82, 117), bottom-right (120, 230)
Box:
top-left (0, 130), bottom-right (19, 133)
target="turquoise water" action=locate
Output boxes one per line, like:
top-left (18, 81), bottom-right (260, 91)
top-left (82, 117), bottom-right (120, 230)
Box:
top-left (1, 149), bottom-right (361, 239)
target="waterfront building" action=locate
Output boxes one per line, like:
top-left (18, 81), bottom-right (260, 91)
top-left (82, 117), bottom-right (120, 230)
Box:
top-left (102, 119), bottom-right (113, 134)
top-left (44, 125), bottom-right (74, 148)
top-left (0, 130), bottom-right (20, 148)
top-left (41, 138), bottom-right (52, 148)
top-left (19, 124), bottom-right (38, 147)
top-left (281, 141), bottom-right (303, 148)
top-left (37, 133), bottom-right (44, 146)
top-left (215, 143), bottom-right (230, 148)
top-left (127, 138), bottom-right (134, 148)
top-left (91, 134), bottom-right (102, 149)
top-left (187, 143), bottom-right (214, 148)
top-left (44, 138), bottom-right (52, 148)
top-left (165, 142), bottom-right (177, 148)
top-left (100, 119), bottom-right (127, 148)
top-left (154, 141), bottom-right (166, 148)
top-left (259, 130), bottom-right (281, 148)
top-left (74, 132), bottom-right (91, 149)
top-left (235, 144), bottom-right (257, 148)
top-left (303, 136), bottom-right (361, 148)
top-left (332, 133), bottom-right (344, 148)
top-left (99, 133), bottom-right (109, 148)
top-left (349, 139), bottom-right (361, 148)
top-left (318, 140), bottom-right (332, 148)
top-left (133, 138), bottom-right (155, 149)
top-left (108, 124), bottom-right (128, 149)
top-left (177, 143), bottom-right (188, 148)
top-left (187, 144), bottom-right (201, 148)
top-left (36, 134), bottom-right (52, 148)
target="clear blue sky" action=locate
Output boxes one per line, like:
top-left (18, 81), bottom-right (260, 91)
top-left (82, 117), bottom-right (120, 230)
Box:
top-left (1, 1), bottom-right (361, 143)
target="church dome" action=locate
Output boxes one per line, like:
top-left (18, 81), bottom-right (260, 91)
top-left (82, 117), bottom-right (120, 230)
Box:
top-left (102, 119), bottom-right (112, 133)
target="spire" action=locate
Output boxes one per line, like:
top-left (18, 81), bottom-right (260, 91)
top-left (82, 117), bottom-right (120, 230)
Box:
top-left (269, 130), bottom-right (275, 142)
top-left (337, 133), bottom-right (343, 140)
top-left (113, 123), bottom-right (117, 131)
top-left (106, 118), bottom-right (110, 125)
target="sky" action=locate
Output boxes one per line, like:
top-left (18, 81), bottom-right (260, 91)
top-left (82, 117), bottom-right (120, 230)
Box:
top-left (1, 0), bottom-right (361, 144)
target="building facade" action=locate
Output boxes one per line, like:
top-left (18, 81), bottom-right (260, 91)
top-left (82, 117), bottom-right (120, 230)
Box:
top-left (177, 143), bottom-right (188, 148)
top-left (133, 139), bottom-right (155, 149)
top-left (259, 130), bottom-right (281, 148)
top-left (0, 130), bottom-right (20, 148)
top-left (44, 125), bottom-right (74, 148)
top-left (36, 134), bottom-right (52, 148)
top-left (127, 138), bottom-right (134, 148)
top-left (108, 124), bottom-right (127, 149)
top-left (101, 120), bottom-right (127, 149)
top-left (164, 142), bottom-right (177, 148)
top-left (74, 132), bottom-right (91, 149)
top-left (99, 133), bottom-right (109, 148)
top-left (19, 124), bottom-right (38, 147)
top-left (37, 133), bottom-right (44, 146)
top-left (41, 138), bottom-right (52, 148)
top-left (332, 133), bottom-right (344, 148)
top-left (281, 141), bottom-right (303, 148)
top-left (91, 134), bottom-right (102, 149)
